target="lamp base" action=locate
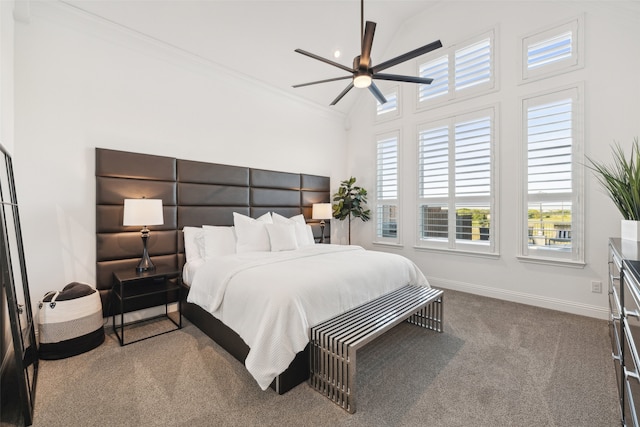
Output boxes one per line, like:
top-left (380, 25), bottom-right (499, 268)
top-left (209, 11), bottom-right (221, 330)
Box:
top-left (320, 221), bottom-right (325, 244)
top-left (135, 253), bottom-right (155, 274)
top-left (136, 229), bottom-right (155, 273)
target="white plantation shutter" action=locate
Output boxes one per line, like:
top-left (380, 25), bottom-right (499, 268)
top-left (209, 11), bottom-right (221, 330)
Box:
top-left (521, 17), bottom-right (582, 82)
top-left (377, 137), bottom-right (398, 200)
top-left (527, 98), bottom-right (572, 194)
top-left (455, 38), bottom-right (491, 90)
top-left (419, 56), bottom-right (448, 101)
top-left (376, 134), bottom-right (399, 242)
top-left (419, 126), bottom-right (449, 198)
top-left (527, 32), bottom-right (572, 70)
top-left (455, 117), bottom-right (491, 197)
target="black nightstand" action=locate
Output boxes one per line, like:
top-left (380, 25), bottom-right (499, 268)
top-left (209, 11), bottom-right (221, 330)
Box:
top-left (112, 266), bottom-right (182, 346)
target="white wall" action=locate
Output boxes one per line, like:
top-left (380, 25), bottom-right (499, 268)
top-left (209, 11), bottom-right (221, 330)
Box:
top-left (346, 1), bottom-right (640, 318)
top-left (1, 0), bottom-right (15, 154)
top-left (13, 2), bottom-right (348, 311)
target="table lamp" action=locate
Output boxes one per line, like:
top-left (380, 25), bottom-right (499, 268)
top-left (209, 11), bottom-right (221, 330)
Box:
top-left (123, 198), bottom-right (164, 273)
top-left (312, 203), bottom-right (332, 244)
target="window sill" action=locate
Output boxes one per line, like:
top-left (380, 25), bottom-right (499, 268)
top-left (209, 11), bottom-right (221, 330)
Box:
top-left (413, 245), bottom-right (500, 260)
top-left (517, 255), bottom-right (585, 269)
top-left (372, 241), bottom-right (404, 249)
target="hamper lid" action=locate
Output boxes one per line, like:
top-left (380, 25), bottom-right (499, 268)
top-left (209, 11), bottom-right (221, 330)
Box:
top-left (41, 282), bottom-right (96, 302)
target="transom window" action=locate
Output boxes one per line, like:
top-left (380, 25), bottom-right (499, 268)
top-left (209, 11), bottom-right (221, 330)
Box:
top-left (520, 16), bottom-right (583, 83)
top-left (418, 30), bottom-right (495, 108)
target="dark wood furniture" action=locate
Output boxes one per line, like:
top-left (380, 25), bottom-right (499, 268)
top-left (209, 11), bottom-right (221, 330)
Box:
top-left (112, 266), bottom-right (182, 346)
top-left (95, 148), bottom-right (330, 393)
top-left (609, 238), bottom-right (640, 426)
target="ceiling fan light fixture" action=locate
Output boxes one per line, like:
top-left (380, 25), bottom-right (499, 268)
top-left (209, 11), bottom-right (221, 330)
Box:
top-left (353, 74), bottom-right (372, 88)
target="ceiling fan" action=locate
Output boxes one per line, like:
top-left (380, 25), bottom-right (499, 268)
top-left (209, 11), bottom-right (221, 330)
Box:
top-left (292, 0), bottom-right (443, 106)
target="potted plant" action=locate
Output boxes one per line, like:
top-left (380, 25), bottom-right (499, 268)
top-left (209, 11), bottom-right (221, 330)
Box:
top-left (586, 137), bottom-right (640, 240)
top-left (332, 177), bottom-right (371, 245)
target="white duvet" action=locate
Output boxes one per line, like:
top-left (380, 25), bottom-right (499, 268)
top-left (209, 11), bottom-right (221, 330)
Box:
top-left (186, 244), bottom-right (429, 390)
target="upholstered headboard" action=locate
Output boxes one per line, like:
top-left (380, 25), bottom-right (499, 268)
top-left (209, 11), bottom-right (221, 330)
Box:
top-left (95, 148), bottom-right (330, 315)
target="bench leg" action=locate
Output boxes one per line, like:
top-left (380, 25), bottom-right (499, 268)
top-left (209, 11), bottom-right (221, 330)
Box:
top-left (309, 332), bottom-right (357, 413)
top-left (407, 294), bottom-right (444, 332)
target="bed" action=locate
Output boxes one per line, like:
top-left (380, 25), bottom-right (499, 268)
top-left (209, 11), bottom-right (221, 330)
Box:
top-left (183, 221), bottom-right (429, 390)
top-left (94, 148), bottom-right (431, 393)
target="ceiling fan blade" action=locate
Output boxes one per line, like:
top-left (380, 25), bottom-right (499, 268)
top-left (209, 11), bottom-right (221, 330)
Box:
top-left (371, 40), bottom-right (443, 73)
top-left (373, 73), bottom-right (434, 85)
top-left (293, 75), bottom-right (353, 88)
top-left (360, 21), bottom-right (376, 69)
top-left (368, 81), bottom-right (387, 104)
top-left (294, 49), bottom-right (354, 73)
top-left (330, 82), bottom-right (354, 105)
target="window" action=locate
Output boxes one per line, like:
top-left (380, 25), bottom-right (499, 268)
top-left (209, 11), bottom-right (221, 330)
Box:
top-left (375, 87), bottom-right (400, 122)
top-left (521, 16), bottom-right (583, 83)
top-left (417, 107), bottom-right (496, 253)
top-left (375, 132), bottom-right (400, 243)
top-left (418, 30), bottom-right (495, 108)
top-left (521, 85), bottom-right (583, 263)
top-left (376, 91), bottom-right (397, 116)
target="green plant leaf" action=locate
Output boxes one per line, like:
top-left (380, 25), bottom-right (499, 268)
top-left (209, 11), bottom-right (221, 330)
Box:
top-left (585, 137), bottom-right (640, 220)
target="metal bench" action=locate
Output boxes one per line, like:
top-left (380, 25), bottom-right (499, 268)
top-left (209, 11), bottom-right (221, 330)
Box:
top-left (309, 285), bottom-right (444, 413)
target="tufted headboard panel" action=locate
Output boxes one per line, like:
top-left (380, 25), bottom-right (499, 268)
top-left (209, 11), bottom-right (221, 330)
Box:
top-left (95, 148), bottom-right (330, 316)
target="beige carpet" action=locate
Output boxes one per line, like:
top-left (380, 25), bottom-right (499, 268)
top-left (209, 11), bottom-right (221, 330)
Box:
top-left (29, 290), bottom-right (619, 427)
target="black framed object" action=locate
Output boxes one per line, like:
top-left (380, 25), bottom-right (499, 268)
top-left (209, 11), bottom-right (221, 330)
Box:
top-left (0, 144), bottom-right (38, 426)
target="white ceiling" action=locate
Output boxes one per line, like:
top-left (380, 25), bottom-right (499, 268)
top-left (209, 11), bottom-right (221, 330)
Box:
top-left (62, 0), bottom-right (439, 115)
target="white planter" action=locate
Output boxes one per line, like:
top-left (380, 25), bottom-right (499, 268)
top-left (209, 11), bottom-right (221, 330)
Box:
top-left (622, 220), bottom-right (640, 241)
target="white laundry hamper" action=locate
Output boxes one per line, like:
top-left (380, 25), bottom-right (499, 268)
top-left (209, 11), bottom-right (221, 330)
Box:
top-left (38, 282), bottom-right (105, 360)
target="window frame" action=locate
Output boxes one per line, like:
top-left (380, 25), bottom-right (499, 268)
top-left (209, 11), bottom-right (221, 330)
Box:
top-left (518, 83), bottom-right (584, 266)
top-left (415, 105), bottom-right (498, 255)
top-left (519, 15), bottom-right (584, 84)
top-left (374, 129), bottom-right (402, 246)
top-left (416, 28), bottom-right (498, 111)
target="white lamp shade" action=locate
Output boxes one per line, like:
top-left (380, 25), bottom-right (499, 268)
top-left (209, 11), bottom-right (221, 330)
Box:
top-left (123, 199), bottom-right (164, 226)
top-left (312, 203), bottom-right (333, 220)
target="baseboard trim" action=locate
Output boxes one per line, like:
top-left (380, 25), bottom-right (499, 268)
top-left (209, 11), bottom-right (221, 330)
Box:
top-left (428, 276), bottom-right (609, 320)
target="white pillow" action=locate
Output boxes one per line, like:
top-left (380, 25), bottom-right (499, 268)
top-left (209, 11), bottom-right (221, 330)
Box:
top-left (265, 223), bottom-right (298, 252)
top-left (233, 212), bottom-right (273, 253)
top-left (202, 225), bottom-right (236, 258)
top-left (183, 226), bottom-right (205, 263)
top-left (271, 212), bottom-right (315, 246)
top-left (272, 212), bottom-right (306, 226)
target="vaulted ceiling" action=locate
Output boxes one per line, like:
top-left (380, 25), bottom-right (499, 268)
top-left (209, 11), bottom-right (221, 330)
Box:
top-left (62, 0), bottom-right (439, 115)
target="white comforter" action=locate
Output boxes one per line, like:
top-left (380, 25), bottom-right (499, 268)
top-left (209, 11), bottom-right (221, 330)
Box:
top-left (186, 244), bottom-right (429, 390)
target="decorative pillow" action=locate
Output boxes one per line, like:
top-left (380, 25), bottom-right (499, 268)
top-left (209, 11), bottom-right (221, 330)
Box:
top-left (272, 212), bottom-right (315, 246)
top-left (202, 225), bottom-right (236, 258)
top-left (265, 223), bottom-right (298, 252)
top-left (272, 212), bottom-right (306, 226)
top-left (299, 224), bottom-right (316, 246)
top-left (183, 226), bottom-right (205, 263)
top-left (233, 212), bottom-right (273, 253)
